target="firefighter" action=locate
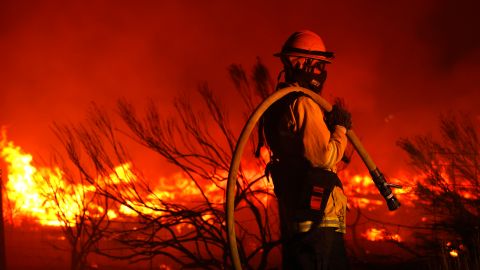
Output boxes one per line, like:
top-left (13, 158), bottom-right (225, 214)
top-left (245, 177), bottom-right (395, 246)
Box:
top-left (258, 30), bottom-right (352, 269)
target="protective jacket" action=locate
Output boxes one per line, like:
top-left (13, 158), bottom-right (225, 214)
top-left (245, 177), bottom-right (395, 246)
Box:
top-left (262, 85), bottom-right (348, 234)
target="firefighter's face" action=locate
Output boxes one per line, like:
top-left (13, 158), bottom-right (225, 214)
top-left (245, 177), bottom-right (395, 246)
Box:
top-left (282, 55), bottom-right (328, 93)
top-left (287, 56), bottom-right (326, 74)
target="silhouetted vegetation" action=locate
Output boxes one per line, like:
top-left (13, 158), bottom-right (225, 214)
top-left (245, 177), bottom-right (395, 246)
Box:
top-left (52, 59), bottom-right (281, 269)
top-left (398, 112), bottom-right (480, 269)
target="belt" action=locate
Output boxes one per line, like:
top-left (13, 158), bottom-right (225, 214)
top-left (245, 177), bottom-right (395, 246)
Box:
top-left (292, 219), bottom-right (345, 233)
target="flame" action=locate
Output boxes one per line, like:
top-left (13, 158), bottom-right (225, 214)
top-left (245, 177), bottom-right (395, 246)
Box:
top-left (362, 228), bottom-right (402, 242)
top-left (1, 134), bottom-right (57, 225)
top-left (0, 132), bottom-right (127, 226)
top-left (0, 129), bottom-right (404, 231)
top-left (0, 130), bottom-right (233, 228)
top-left (0, 129), bottom-right (413, 242)
top-left (4, 128), bottom-right (467, 248)
top-left (339, 170), bottom-right (418, 210)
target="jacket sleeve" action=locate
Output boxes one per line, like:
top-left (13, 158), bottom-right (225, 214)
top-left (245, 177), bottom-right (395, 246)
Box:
top-left (292, 96), bottom-right (348, 169)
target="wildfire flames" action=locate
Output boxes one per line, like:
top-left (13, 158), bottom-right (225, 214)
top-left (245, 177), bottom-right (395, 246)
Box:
top-left (362, 228), bottom-right (402, 242)
top-left (1, 129), bottom-right (413, 244)
top-left (0, 130), bottom-right (229, 227)
top-left (1, 133), bottom-right (67, 226)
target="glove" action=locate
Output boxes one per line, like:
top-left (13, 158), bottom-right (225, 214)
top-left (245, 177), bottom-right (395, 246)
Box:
top-left (325, 99), bottom-right (352, 130)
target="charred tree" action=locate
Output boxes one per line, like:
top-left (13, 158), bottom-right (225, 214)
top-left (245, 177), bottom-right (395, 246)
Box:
top-left (53, 60), bottom-right (282, 269)
top-left (398, 112), bottom-right (480, 269)
top-left (41, 150), bottom-right (113, 270)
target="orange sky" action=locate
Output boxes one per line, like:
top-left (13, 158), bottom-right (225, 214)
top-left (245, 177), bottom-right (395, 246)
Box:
top-left (1, 0), bottom-right (479, 176)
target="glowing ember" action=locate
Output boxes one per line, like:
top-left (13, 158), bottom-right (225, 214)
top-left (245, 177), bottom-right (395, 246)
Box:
top-left (445, 242), bottom-right (463, 258)
top-left (449, 250), bottom-right (459, 257)
top-left (362, 228), bottom-right (402, 242)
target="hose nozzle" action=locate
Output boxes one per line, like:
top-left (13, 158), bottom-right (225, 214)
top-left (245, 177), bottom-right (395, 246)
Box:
top-left (369, 168), bottom-right (401, 211)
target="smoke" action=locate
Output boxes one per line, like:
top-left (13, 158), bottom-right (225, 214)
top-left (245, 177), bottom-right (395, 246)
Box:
top-left (0, 0), bottom-right (479, 175)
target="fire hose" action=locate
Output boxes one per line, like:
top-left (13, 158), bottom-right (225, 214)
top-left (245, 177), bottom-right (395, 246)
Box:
top-left (226, 86), bottom-right (401, 270)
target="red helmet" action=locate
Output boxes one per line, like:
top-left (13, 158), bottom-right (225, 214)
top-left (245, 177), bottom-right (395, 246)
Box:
top-left (274, 30), bottom-right (334, 63)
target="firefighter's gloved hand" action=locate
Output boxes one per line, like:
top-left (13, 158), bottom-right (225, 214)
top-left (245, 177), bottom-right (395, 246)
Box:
top-left (326, 100), bottom-right (352, 130)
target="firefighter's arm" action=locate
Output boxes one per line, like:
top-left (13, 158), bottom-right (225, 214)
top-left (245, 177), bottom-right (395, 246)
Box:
top-left (292, 96), bottom-right (348, 169)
